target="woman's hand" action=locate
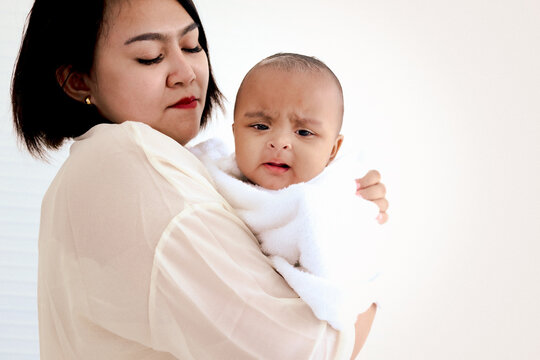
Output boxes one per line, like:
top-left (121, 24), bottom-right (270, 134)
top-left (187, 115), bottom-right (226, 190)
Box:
top-left (351, 303), bottom-right (377, 359)
top-left (356, 170), bottom-right (389, 224)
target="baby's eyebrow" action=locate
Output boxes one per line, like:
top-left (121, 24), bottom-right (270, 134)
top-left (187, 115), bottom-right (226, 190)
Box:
top-left (293, 117), bottom-right (322, 127)
top-left (243, 111), bottom-right (272, 122)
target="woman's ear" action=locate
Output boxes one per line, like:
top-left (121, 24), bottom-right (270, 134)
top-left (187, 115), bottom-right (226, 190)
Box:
top-left (56, 65), bottom-right (92, 103)
top-left (328, 134), bottom-right (344, 164)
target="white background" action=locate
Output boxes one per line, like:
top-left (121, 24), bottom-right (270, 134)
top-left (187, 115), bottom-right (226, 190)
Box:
top-left (1, 0), bottom-right (539, 359)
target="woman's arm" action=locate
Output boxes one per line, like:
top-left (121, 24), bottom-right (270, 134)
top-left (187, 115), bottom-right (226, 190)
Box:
top-left (150, 202), bottom-right (352, 359)
top-left (59, 122), bottom-right (353, 359)
top-left (351, 304), bottom-right (377, 359)
top-left (353, 169), bottom-right (385, 357)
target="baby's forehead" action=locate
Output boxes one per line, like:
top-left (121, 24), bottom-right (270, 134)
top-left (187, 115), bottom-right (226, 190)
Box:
top-left (248, 65), bottom-right (335, 84)
top-left (235, 60), bottom-right (345, 132)
top-left (240, 67), bottom-right (343, 107)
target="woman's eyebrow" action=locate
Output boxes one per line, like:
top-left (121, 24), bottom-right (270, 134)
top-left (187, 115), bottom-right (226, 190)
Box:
top-left (124, 22), bottom-right (199, 45)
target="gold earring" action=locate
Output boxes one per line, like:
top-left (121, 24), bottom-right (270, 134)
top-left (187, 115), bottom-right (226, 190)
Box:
top-left (84, 96), bottom-right (92, 105)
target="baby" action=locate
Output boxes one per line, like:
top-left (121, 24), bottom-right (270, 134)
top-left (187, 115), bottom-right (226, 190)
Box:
top-left (191, 53), bottom-right (380, 330)
top-left (231, 53), bottom-right (344, 191)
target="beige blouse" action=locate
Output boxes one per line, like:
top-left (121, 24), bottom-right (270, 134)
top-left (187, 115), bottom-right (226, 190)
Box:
top-left (37, 121), bottom-right (354, 359)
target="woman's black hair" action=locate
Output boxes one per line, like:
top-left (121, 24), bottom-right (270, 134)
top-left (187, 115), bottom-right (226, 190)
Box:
top-left (11, 0), bottom-right (223, 158)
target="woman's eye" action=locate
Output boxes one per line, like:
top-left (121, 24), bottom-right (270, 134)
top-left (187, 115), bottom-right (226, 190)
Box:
top-left (183, 45), bottom-right (203, 54)
top-left (251, 124), bottom-right (269, 130)
top-left (296, 129), bottom-right (314, 137)
top-left (137, 54), bottom-right (164, 65)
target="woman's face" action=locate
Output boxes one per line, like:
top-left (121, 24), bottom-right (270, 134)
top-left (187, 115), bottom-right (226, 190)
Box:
top-left (87, 0), bottom-right (209, 145)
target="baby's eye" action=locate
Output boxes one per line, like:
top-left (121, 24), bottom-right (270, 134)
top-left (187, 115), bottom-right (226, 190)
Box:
top-left (251, 124), bottom-right (269, 130)
top-left (296, 129), bottom-right (314, 137)
top-left (137, 54), bottom-right (164, 65)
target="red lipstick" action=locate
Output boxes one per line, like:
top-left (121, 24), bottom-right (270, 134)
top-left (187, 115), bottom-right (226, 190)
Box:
top-left (171, 96), bottom-right (197, 109)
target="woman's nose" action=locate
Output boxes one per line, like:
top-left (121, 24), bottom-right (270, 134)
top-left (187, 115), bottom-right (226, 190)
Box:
top-left (166, 51), bottom-right (196, 87)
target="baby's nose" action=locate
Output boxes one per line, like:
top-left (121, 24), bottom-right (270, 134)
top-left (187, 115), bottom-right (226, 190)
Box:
top-left (268, 139), bottom-right (291, 150)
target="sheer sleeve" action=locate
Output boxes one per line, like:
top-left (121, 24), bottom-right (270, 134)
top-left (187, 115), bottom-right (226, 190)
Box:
top-left (148, 201), bottom-right (352, 359)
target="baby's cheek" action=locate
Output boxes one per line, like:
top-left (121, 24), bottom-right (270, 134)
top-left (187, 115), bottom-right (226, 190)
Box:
top-left (236, 156), bottom-right (255, 180)
top-left (304, 162), bottom-right (326, 181)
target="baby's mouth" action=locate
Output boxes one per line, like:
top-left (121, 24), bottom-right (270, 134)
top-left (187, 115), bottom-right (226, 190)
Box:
top-left (263, 162), bottom-right (291, 174)
top-left (265, 162), bottom-right (290, 169)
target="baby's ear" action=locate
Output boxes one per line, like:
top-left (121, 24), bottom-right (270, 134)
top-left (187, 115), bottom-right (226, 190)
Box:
top-left (328, 134), bottom-right (344, 164)
top-left (56, 65), bottom-right (92, 103)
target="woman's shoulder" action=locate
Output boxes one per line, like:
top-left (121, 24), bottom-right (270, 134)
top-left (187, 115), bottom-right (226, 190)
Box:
top-left (42, 121), bottom-right (229, 249)
top-left (57, 121), bottom-right (221, 204)
top-left (73, 121), bottom-right (187, 160)
top-left (73, 122), bottom-right (208, 177)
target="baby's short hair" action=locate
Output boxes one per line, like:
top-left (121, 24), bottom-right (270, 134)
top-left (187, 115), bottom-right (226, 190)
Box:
top-left (258, 53), bottom-right (338, 77)
top-left (235, 53), bottom-right (344, 123)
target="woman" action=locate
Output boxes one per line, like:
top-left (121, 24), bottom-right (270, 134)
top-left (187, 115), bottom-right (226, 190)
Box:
top-left (12, 0), bottom-right (388, 358)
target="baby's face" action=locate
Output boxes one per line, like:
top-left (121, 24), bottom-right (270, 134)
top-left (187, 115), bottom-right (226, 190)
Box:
top-left (233, 67), bottom-right (343, 190)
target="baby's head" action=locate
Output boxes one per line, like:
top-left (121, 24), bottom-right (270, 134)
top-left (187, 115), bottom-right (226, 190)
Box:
top-left (233, 53), bottom-right (344, 190)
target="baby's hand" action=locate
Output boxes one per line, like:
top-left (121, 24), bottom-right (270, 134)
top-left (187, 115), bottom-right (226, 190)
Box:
top-left (355, 170), bottom-right (389, 224)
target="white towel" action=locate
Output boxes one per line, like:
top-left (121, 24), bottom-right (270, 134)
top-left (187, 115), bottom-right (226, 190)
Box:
top-left (190, 138), bottom-right (380, 330)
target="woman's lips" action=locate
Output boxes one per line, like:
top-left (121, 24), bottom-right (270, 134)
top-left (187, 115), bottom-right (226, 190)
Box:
top-left (263, 162), bottom-right (290, 174)
top-left (171, 96), bottom-right (197, 109)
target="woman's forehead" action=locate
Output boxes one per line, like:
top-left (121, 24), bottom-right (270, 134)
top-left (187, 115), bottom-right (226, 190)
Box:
top-left (100, 0), bottom-right (193, 42)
